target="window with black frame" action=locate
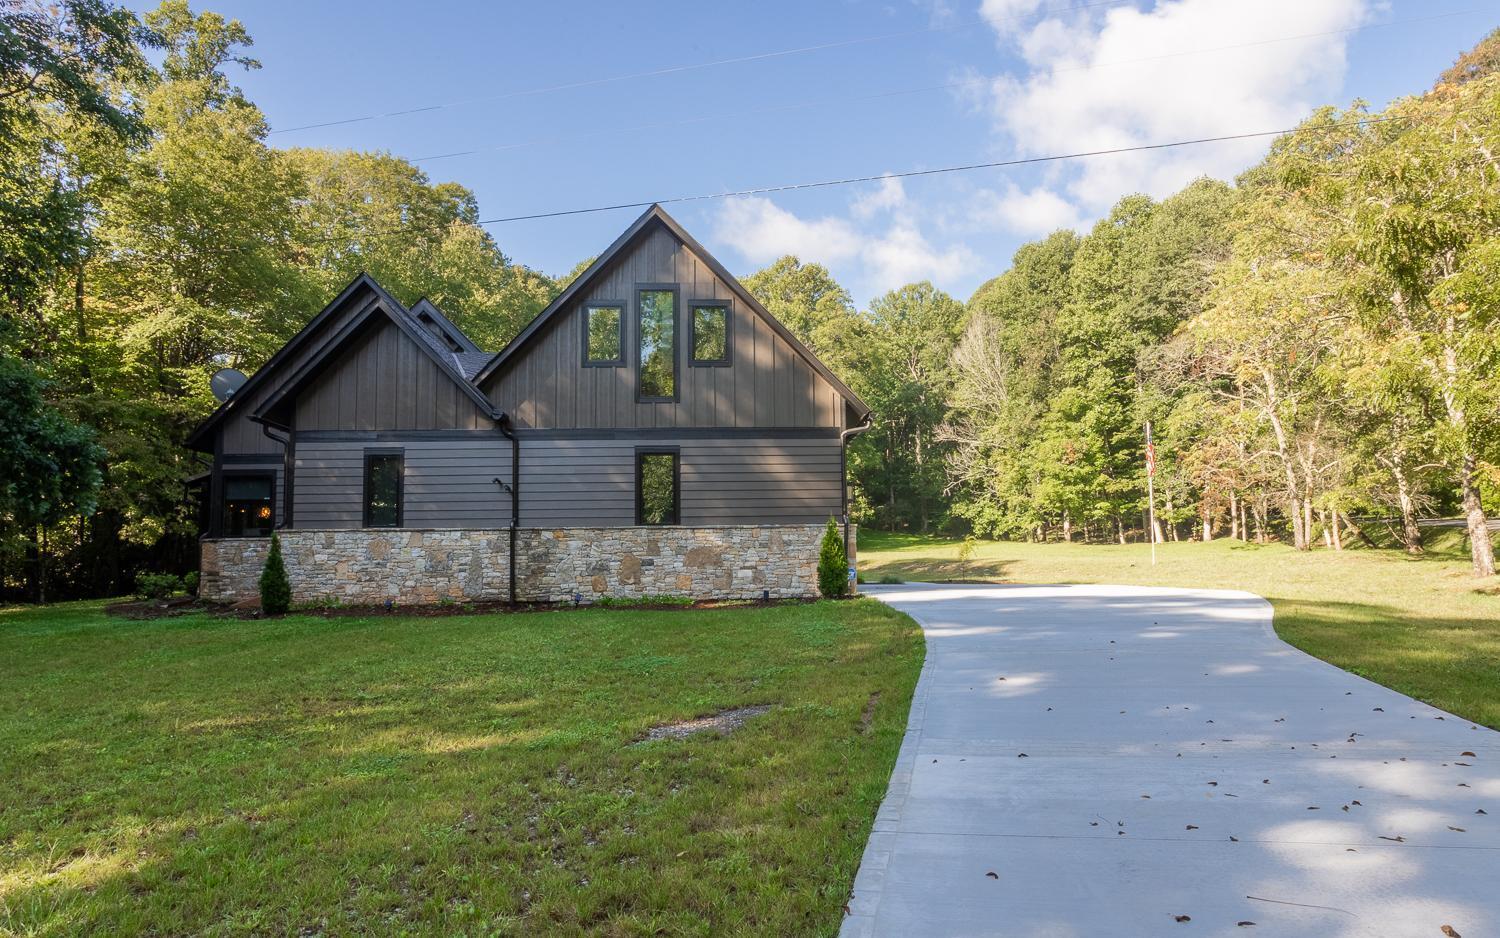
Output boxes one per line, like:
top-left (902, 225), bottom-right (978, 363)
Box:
top-left (584, 304), bottom-right (623, 365)
top-left (364, 452), bottom-right (403, 528)
top-left (691, 303), bottom-right (729, 364)
top-left (637, 288), bottom-right (676, 399)
top-left (223, 474), bottom-right (274, 537)
top-left (635, 450), bottom-right (678, 525)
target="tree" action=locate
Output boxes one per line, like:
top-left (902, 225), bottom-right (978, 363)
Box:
top-left (258, 532), bottom-right (290, 614)
top-left (854, 282), bottom-right (966, 532)
top-left (1342, 78), bottom-right (1500, 575)
top-left (742, 255), bottom-right (862, 370)
top-left (0, 349), bottom-right (104, 601)
top-left (817, 517), bottom-right (847, 598)
top-left (286, 149), bottom-right (556, 349)
top-left (0, 0), bottom-right (150, 324)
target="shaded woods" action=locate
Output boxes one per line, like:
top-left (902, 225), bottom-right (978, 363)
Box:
top-left (4, 4), bottom-right (1499, 599)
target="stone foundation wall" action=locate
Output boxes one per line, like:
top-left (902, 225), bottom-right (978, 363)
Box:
top-left (199, 524), bottom-right (841, 606)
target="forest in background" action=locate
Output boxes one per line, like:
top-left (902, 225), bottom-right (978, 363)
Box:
top-left (4, 2), bottom-right (1499, 600)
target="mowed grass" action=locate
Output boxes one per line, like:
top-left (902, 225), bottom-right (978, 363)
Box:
top-left (0, 599), bottom-right (922, 936)
top-left (859, 529), bottom-right (1500, 730)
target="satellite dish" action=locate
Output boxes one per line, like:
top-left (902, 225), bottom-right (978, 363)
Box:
top-left (211, 368), bottom-right (248, 403)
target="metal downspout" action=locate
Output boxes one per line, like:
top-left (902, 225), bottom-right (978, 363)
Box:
top-left (254, 417), bottom-right (293, 529)
top-left (497, 414), bottom-right (519, 605)
top-left (839, 410), bottom-right (875, 566)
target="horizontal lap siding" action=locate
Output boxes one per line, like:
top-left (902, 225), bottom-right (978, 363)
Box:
top-left (680, 439), bottom-right (841, 524)
top-left (519, 439), bottom-right (636, 527)
top-left (295, 437), bottom-right (510, 529)
top-left (516, 436), bottom-right (842, 527)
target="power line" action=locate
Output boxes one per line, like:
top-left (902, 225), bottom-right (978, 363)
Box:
top-left (266, 0), bottom-right (1139, 136)
top-left (302, 109), bottom-right (1427, 246)
top-left (404, 8), bottom-right (1484, 165)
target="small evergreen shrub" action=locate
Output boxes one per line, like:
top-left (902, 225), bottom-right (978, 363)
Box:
top-left (183, 571), bottom-right (199, 595)
top-left (135, 572), bottom-right (182, 600)
top-left (818, 517), bottom-right (848, 599)
top-left (259, 534), bottom-right (291, 615)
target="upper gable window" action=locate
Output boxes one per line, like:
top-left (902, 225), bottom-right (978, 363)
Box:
top-left (584, 304), bottom-right (623, 365)
top-left (637, 287), bottom-right (677, 400)
top-left (690, 302), bottom-right (730, 365)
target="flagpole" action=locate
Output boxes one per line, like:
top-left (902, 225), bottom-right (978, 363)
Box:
top-left (1145, 421), bottom-right (1158, 567)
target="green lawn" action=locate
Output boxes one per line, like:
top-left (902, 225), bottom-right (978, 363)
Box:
top-left (0, 599), bottom-right (922, 936)
top-left (858, 529), bottom-right (1500, 729)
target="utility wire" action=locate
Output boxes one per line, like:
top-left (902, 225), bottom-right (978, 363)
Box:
top-left (405, 8), bottom-right (1484, 165)
top-left (301, 109), bottom-right (1431, 246)
top-left (266, 0), bottom-right (1139, 135)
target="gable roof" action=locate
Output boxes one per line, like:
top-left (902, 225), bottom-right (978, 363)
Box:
top-left (185, 273), bottom-right (500, 451)
top-left (472, 204), bottom-right (872, 419)
top-left (409, 298), bottom-right (483, 355)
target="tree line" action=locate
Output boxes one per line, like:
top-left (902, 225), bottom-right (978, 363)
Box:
top-left (4, 4), bottom-right (1498, 599)
top-left (2, 1), bottom-right (557, 599)
top-left (832, 30), bottom-right (1500, 578)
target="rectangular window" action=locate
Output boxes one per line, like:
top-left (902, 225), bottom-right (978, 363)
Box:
top-left (636, 450), bottom-right (679, 526)
top-left (637, 287), bottom-right (677, 399)
top-left (364, 452), bottom-right (403, 528)
top-left (584, 303), bottom-right (623, 365)
top-left (223, 474), bottom-right (274, 537)
top-left (690, 302), bottom-right (729, 364)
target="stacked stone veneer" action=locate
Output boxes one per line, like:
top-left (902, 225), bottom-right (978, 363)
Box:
top-left (199, 524), bottom-right (840, 605)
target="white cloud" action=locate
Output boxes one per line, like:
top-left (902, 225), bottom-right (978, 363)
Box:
top-left (714, 190), bottom-right (979, 300)
top-left (713, 197), bottom-right (861, 265)
top-left (967, 183), bottom-right (1084, 236)
top-left (851, 174), bottom-right (908, 219)
top-left (982, 0), bottom-right (1371, 213)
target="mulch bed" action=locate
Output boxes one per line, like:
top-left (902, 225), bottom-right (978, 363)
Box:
top-left (635, 704), bottom-right (774, 743)
top-left (105, 596), bottom-right (811, 621)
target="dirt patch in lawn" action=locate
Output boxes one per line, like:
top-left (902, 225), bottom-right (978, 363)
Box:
top-left (637, 705), bottom-right (773, 743)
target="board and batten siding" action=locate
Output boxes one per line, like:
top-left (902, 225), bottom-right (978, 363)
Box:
top-left (519, 435), bottom-right (842, 527)
top-left (217, 290), bottom-right (384, 457)
top-left (481, 226), bottom-right (845, 430)
top-left (294, 437), bottom-right (511, 529)
top-left (295, 318), bottom-right (490, 432)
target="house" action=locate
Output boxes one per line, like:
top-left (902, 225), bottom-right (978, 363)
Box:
top-left (188, 204), bottom-right (873, 604)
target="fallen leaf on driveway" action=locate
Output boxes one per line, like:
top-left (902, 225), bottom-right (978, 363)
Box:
top-left (1173, 915), bottom-right (1191, 922)
top-left (1229, 836), bottom-right (1239, 842)
top-left (1448, 826), bottom-right (1466, 833)
top-left (1237, 922), bottom-right (1256, 927)
top-left (1461, 751), bottom-right (1476, 757)
top-left (1186, 824), bottom-right (1198, 830)
top-left (1441, 927), bottom-right (1461, 937)
top-left (985, 871), bottom-right (999, 879)
top-left (1377, 835), bottom-right (1406, 843)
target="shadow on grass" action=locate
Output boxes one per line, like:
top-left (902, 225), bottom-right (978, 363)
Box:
top-left (0, 601), bottom-right (924, 936)
top-left (1268, 597), bottom-right (1500, 731)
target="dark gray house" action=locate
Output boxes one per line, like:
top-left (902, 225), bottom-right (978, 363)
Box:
top-left (189, 204), bottom-right (872, 604)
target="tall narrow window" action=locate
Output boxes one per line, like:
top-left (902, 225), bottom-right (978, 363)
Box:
top-left (223, 475), bottom-right (274, 537)
top-left (636, 450), bottom-right (679, 526)
top-left (364, 452), bottom-right (403, 528)
top-left (584, 303), bottom-right (623, 365)
top-left (690, 302), bottom-right (729, 364)
top-left (637, 287), bottom-right (677, 399)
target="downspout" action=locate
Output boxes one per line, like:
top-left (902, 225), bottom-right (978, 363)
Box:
top-left (496, 413), bottom-right (519, 605)
top-left (254, 416), bottom-right (294, 529)
top-left (839, 410), bottom-right (875, 564)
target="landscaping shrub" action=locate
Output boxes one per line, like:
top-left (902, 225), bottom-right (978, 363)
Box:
top-left (183, 571), bottom-right (199, 595)
top-left (134, 572), bottom-right (182, 600)
top-left (818, 517), bottom-right (848, 599)
top-left (259, 534), bottom-right (291, 615)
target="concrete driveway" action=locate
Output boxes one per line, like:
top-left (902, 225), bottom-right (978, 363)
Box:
top-left (843, 583), bottom-right (1499, 938)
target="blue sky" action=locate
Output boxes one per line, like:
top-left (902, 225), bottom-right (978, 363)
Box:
top-left (141, 0), bottom-right (1495, 306)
